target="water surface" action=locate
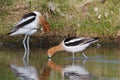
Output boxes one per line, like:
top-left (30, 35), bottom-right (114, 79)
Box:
top-left (0, 46), bottom-right (120, 80)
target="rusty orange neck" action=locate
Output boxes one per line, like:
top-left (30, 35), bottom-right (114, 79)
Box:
top-left (39, 15), bottom-right (50, 33)
top-left (48, 43), bottom-right (64, 57)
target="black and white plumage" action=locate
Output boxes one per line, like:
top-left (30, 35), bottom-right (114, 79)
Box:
top-left (48, 37), bottom-right (99, 59)
top-left (63, 37), bottom-right (99, 59)
top-left (8, 11), bottom-right (50, 60)
top-left (8, 12), bottom-right (39, 36)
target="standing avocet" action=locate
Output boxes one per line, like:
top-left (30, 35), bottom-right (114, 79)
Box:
top-left (8, 11), bottom-right (50, 59)
top-left (47, 37), bottom-right (99, 59)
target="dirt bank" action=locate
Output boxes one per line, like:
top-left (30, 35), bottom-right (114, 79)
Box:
top-left (0, 29), bottom-right (120, 49)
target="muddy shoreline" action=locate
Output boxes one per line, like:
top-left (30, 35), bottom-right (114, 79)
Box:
top-left (0, 31), bottom-right (120, 49)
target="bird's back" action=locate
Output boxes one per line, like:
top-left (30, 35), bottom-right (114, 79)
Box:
top-left (63, 37), bottom-right (99, 53)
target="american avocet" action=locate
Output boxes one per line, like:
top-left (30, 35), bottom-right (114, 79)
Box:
top-left (48, 37), bottom-right (99, 59)
top-left (8, 11), bottom-right (50, 59)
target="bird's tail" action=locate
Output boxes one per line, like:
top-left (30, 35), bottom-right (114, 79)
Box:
top-left (93, 37), bottom-right (99, 41)
top-left (7, 32), bottom-right (11, 35)
top-left (6, 32), bottom-right (14, 36)
top-left (89, 37), bottom-right (99, 44)
top-left (83, 37), bottom-right (99, 45)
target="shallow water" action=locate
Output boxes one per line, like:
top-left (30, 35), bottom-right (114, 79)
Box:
top-left (0, 45), bottom-right (120, 80)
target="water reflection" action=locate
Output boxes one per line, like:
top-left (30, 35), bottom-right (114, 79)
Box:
top-left (10, 57), bottom-right (95, 80)
top-left (1, 46), bottom-right (119, 80)
top-left (10, 60), bottom-right (51, 80)
top-left (10, 53), bottom-right (50, 80)
top-left (10, 59), bottom-right (38, 80)
top-left (47, 59), bottom-right (95, 80)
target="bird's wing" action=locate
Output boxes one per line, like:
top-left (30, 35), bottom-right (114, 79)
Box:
top-left (64, 37), bottom-right (86, 46)
top-left (64, 37), bottom-right (98, 46)
top-left (8, 12), bottom-right (36, 34)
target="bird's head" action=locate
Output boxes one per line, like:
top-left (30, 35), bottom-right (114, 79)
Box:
top-left (39, 14), bottom-right (50, 33)
top-left (47, 47), bottom-right (56, 58)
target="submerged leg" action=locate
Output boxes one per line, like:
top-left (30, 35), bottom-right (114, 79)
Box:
top-left (82, 52), bottom-right (88, 59)
top-left (72, 52), bottom-right (75, 60)
top-left (72, 59), bottom-right (75, 65)
top-left (23, 35), bottom-right (28, 60)
top-left (82, 59), bottom-right (87, 65)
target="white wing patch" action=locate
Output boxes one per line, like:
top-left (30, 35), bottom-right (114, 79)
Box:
top-left (15, 16), bottom-right (35, 27)
top-left (65, 37), bottom-right (85, 44)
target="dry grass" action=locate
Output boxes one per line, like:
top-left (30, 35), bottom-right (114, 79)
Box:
top-left (0, 0), bottom-right (120, 42)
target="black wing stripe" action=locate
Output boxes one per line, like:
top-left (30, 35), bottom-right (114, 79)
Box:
top-left (8, 17), bottom-right (36, 34)
top-left (83, 37), bottom-right (99, 44)
top-left (65, 39), bottom-right (86, 46)
top-left (22, 12), bottom-right (36, 19)
top-left (15, 16), bottom-right (36, 29)
top-left (64, 37), bottom-right (77, 43)
top-left (82, 39), bottom-right (95, 44)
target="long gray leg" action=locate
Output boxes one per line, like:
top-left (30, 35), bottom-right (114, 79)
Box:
top-left (82, 59), bottom-right (87, 65)
top-left (26, 35), bottom-right (30, 64)
top-left (27, 35), bottom-right (30, 52)
top-left (23, 35), bottom-right (28, 60)
top-left (82, 52), bottom-right (88, 59)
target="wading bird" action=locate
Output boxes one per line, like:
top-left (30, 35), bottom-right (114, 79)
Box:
top-left (8, 11), bottom-right (50, 60)
top-left (48, 37), bottom-right (99, 59)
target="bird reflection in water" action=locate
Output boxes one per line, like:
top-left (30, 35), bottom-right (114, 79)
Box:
top-left (10, 58), bottom-right (38, 80)
top-left (10, 55), bottom-right (50, 80)
top-left (47, 59), bottom-right (94, 80)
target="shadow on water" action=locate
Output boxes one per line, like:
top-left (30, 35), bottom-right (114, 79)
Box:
top-left (0, 46), bottom-right (120, 80)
